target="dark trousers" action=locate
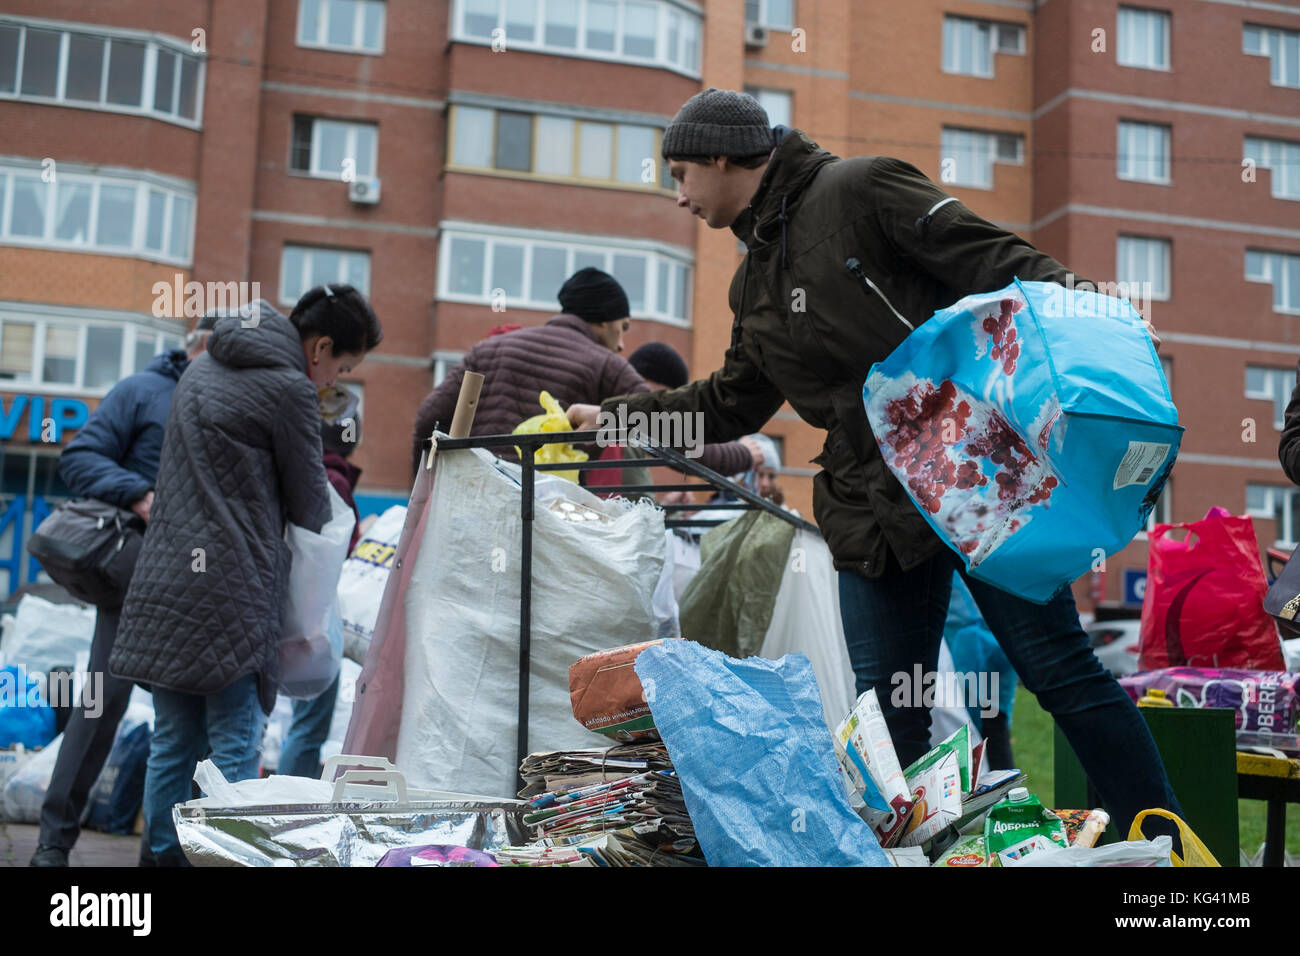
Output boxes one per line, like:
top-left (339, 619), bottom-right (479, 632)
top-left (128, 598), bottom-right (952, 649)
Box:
top-left (838, 547), bottom-right (1185, 844)
top-left (37, 607), bottom-right (138, 852)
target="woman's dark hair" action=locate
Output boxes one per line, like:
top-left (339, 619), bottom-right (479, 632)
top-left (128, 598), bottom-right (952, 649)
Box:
top-left (289, 283), bottom-right (383, 355)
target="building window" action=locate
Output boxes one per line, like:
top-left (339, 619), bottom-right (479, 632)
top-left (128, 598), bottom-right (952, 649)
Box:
top-left (746, 0), bottom-right (794, 31)
top-left (438, 223), bottom-right (692, 326)
top-left (291, 116), bottom-right (378, 181)
top-left (447, 104), bottom-right (670, 191)
top-left (1244, 135), bottom-right (1300, 201)
top-left (1117, 121), bottom-right (1171, 184)
top-left (1117, 7), bottom-right (1170, 70)
top-left (744, 87), bottom-right (791, 128)
top-left (1247, 483), bottom-right (1300, 546)
top-left (940, 128), bottom-right (1023, 190)
top-left (1244, 23), bottom-right (1300, 89)
top-left (1146, 478), bottom-right (1172, 532)
top-left (0, 163), bottom-right (195, 265)
top-left (451, 0), bottom-right (702, 76)
top-left (0, 18), bottom-right (203, 126)
top-left (942, 16), bottom-right (1025, 78)
top-left (432, 350), bottom-right (466, 387)
top-left (0, 313), bottom-right (182, 393)
top-left (280, 245), bottom-right (371, 304)
top-left (1245, 249), bottom-right (1300, 314)
top-left (298, 0), bottom-right (385, 53)
top-left (1246, 365), bottom-right (1293, 430)
top-left (1116, 236), bottom-right (1171, 301)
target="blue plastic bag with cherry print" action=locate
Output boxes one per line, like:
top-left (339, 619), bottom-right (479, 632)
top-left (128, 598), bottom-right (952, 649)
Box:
top-left (862, 278), bottom-right (1182, 604)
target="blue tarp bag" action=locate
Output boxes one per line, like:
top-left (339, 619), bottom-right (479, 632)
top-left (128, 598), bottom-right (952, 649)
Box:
top-left (635, 641), bottom-right (888, 867)
top-left (0, 666), bottom-right (57, 749)
top-left (864, 279), bottom-right (1182, 603)
top-left (83, 721), bottom-right (151, 835)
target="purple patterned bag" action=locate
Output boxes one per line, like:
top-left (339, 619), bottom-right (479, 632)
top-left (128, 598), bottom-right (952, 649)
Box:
top-left (375, 845), bottom-right (499, 867)
top-left (1119, 667), bottom-right (1300, 734)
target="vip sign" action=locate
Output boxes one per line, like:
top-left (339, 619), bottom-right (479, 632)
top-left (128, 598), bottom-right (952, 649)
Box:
top-left (0, 395), bottom-right (89, 442)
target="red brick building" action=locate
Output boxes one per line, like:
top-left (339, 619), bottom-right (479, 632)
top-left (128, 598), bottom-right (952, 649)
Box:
top-left (1, 0), bottom-right (1295, 614)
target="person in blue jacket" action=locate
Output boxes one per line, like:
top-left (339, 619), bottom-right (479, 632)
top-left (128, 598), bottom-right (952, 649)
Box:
top-left (30, 326), bottom-right (211, 867)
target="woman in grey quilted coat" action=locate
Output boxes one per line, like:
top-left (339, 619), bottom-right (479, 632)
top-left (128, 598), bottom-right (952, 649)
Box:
top-left (111, 284), bottom-right (381, 865)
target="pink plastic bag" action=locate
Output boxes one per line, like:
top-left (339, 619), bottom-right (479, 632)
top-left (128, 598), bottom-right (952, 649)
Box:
top-left (1139, 507), bottom-right (1284, 671)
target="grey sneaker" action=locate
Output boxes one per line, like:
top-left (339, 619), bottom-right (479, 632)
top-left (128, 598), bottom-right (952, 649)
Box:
top-left (30, 844), bottom-right (70, 867)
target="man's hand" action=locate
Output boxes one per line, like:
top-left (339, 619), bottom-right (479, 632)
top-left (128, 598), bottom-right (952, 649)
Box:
top-left (566, 403), bottom-right (602, 431)
top-left (1143, 319), bottom-right (1162, 353)
top-left (739, 435), bottom-right (765, 469)
top-left (131, 490), bottom-right (154, 524)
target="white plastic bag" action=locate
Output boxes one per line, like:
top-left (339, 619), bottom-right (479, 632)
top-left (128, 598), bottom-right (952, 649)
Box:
top-left (0, 595), bottom-right (95, 674)
top-left (338, 506), bottom-right (406, 664)
top-left (1016, 835), bottom-right (1173, 867)
top-left (280, 485), bottom-right (354, 699)
top-left (2, 732), bottom-right (62, 822)
top-left (396, 446), bottom-right (666, 798)
top-left (652, 529), bottom-right (681, 640)
top-left (759, 529), bottom-right (857, 731)
top-left (190, 758), bottom-right (335, 807)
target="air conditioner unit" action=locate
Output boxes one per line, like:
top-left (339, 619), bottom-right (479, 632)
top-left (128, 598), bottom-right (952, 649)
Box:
top-left (348, 177), bottom-right (381, 204)
top-left (744, 23), bottom-right (768, 50)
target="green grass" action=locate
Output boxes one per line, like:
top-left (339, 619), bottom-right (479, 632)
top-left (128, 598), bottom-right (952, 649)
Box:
top-left (1010, 691), bottom-right (1298, 864)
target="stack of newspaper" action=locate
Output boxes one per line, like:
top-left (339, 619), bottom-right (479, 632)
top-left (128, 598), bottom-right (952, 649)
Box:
top-left (497, 746), bottom-right (703, 867)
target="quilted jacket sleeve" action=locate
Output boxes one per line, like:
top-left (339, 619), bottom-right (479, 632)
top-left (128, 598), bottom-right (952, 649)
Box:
top-left (274, 378), bottom-right (331, 534)
top-left (57, 378), bottom-right (153, 508)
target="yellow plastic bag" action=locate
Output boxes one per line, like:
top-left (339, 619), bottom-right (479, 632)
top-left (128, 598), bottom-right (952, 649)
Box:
top-left (1128, 809), bottom-right (1221, 867)
top-left (513, 391), bottom-right (589, 484)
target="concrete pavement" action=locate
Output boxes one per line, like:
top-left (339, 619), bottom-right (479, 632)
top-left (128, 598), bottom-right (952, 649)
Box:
top-left (1, 822), bottom-right (143, 867)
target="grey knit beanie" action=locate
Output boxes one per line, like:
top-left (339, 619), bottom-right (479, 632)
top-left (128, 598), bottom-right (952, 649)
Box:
top-left (661, 88), bottom-right (773, 159)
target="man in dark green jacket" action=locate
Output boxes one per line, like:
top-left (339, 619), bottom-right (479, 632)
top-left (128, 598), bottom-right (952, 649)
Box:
top-left (569, 89), bottom-right (1181, 840)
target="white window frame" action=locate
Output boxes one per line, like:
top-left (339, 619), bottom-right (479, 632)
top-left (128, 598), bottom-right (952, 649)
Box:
top-left (446, 104), bottom-right (671, 193)
top-left (436, 221), bottom-right (693, 327)
top-left (1245, 365), bottom-right (1293, 430)
top-left (450, 0), bottom-right (702, 78)
top-left (297, 118), bottom-right (379, 181)
top-left (1246, 483), bottom-right (1300, 546)
top-left (432, 350), bottom-right (466, 387)
top-left (0, 159), bottom-right (195, 266)
top-left (1245, 249), bottom-right (1300, 315)
top-left (296, 0), bottom-right (386, 55)
top-left (1117, 120), bottom-right (1171, 185)
top-left (279, 245), bottom-right (372, 306)
top-left (0, 16), bottom-right (205, 128)
top-left (940, 127), bottom-right (1023, 191)
top-left (0, 309), bottom-right (185, 396)
top-left (1117, 6), bottom-right (1171, 71)
top-left (1116, 235), bottom-right (1171, 302)
top-left (1244, 23), bottom-right (1300, 90)
top-left (942, 15), bottom-right (1025, 79)
top-left (744, 87), bottom-right (792, 129)
top-left (1244, 135), bottom-right (1300, 202)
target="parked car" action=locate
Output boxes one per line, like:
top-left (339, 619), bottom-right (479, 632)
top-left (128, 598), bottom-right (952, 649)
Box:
top-left (1086, 620), bottom-right (1142, 676)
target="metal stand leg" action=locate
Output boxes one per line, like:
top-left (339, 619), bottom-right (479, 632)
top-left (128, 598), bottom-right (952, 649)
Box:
top-left (516, 445), bottom-right (535, 796)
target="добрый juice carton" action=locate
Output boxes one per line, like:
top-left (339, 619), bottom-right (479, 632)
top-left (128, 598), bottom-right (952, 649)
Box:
top-left (983, 787), bottom-right (1068, 866)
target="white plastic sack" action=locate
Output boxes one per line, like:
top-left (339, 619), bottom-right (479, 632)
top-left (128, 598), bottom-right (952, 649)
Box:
top-left (395, 446), bottom-right (666, 798)
top-left (190, 758), bottom-right (335, 807)
top-left (668, 531), bottom-right (701, 602)
top-left (322, 659), bottom-right (362, 765)
top-left (652, 529), bottom-right (681, 640)
top-left (0, 595), bottom-right (95, 675)
top-left (338, 506), bottom-right (406, 664)
top-left (280, 484), bottom-right (354, 699)
top-left (259, 695), bottom-right (296, 773)
top-left (2, 732), bottom-right (62, 822)
top-left (1016, 835), bottom-right (1173, 867)
top-left (758, 529), bottom-right (857, 731)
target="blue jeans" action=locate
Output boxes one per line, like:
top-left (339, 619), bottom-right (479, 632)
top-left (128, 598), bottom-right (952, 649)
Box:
top-left (838, 548), bottom-right (1184, 840)
top-left (278, 674), bottom-right (340, 779)
top-left (143, 674), bottom-right (268, 866)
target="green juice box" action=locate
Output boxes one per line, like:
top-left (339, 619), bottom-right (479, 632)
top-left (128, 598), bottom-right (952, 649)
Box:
top-left (983, 786), bottom-right (1068, 866)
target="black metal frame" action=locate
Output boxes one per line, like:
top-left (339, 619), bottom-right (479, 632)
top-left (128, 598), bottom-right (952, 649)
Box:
top-left (425, 429), bottom-right (816, 791)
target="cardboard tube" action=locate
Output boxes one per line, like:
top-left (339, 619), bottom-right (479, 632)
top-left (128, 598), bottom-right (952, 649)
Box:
top-left (449, 371), bottom-right (484, 439)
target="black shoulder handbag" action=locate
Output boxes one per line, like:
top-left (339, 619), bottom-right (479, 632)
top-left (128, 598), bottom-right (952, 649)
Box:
top-left (26, 498), bottom-right (146, 607)
top-left (1263, 546), bottom-right (1300, 640)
